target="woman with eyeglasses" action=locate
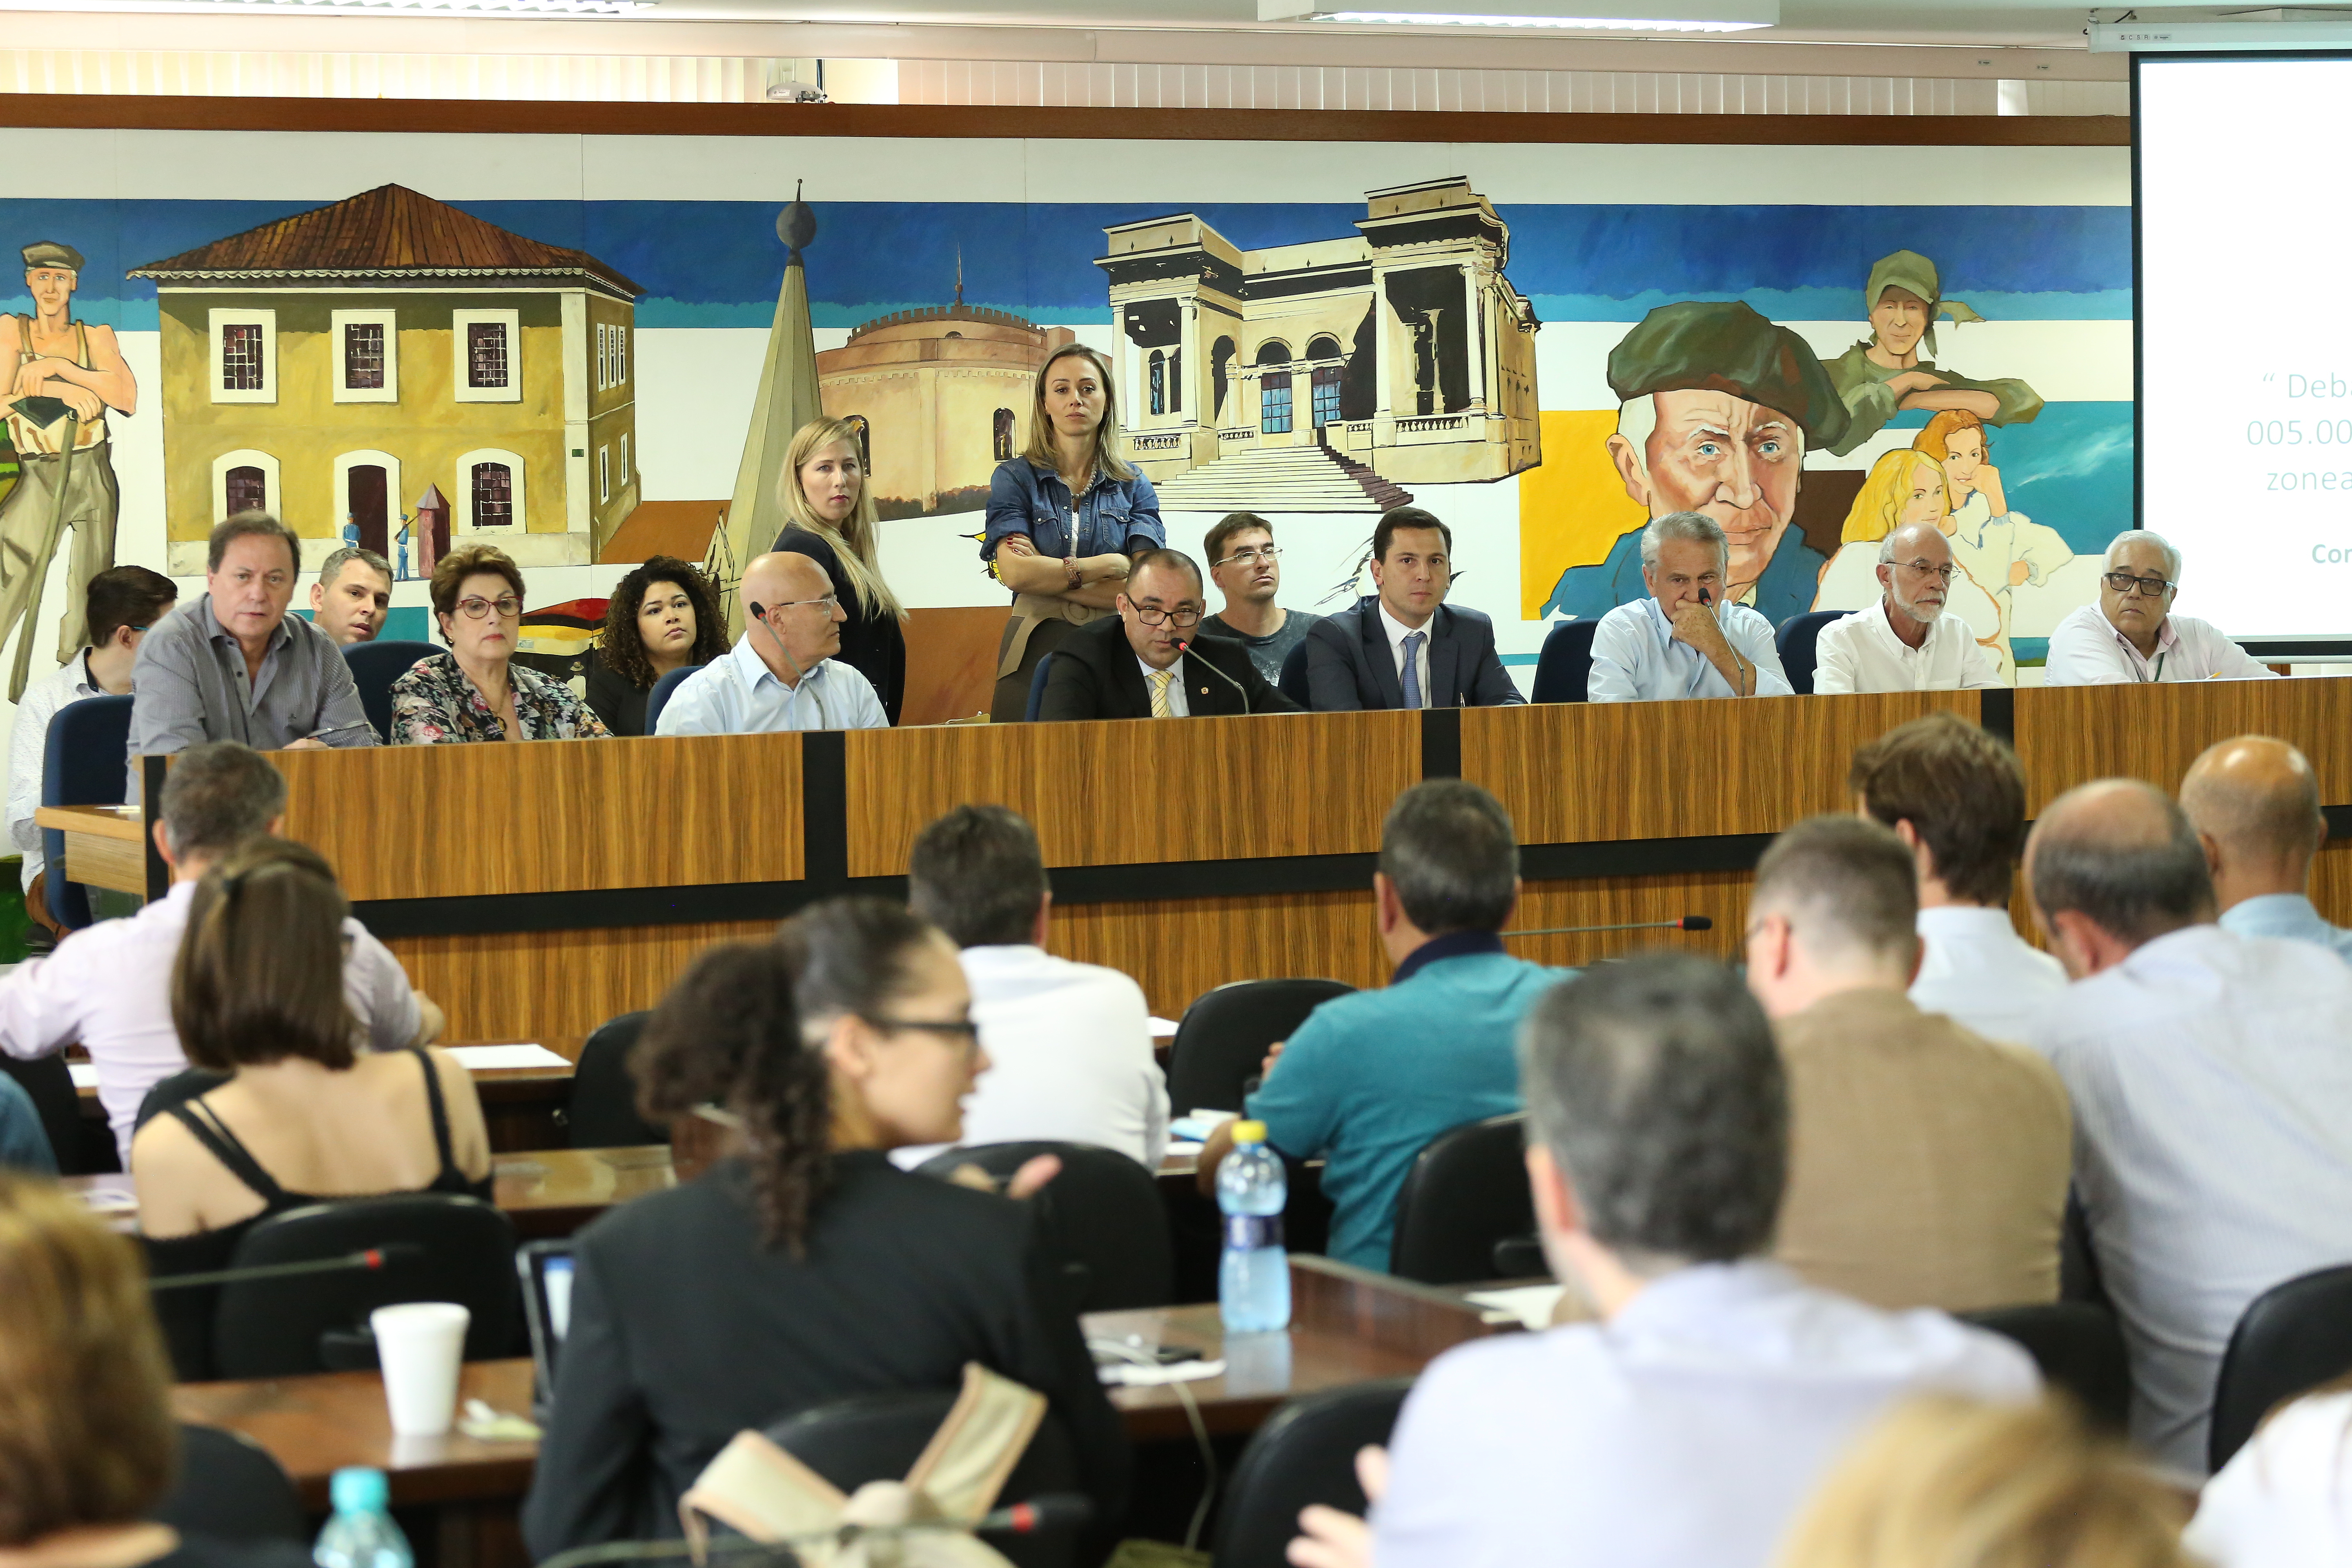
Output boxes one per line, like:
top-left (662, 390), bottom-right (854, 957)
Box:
top-left (772, 417), bottom-right (908, 725)
top-left (390, 544), bottom-right (611, 744)
top-left (521, 898), bottom-right (1129, 1557)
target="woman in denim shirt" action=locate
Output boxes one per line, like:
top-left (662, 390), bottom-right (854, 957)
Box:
top-left (983, 343), bottom-right (1164, 719)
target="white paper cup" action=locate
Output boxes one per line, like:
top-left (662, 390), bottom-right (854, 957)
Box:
top-left (371, 1303), bottom-right (470, 1438)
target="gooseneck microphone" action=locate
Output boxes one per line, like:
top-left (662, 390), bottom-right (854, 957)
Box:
top-left (148, 1242), bottom-right (427, 1291)
top-left (1499, 916), bottom-right (1714, 938)
top-left (1172, 639), bottom-right (1249, 716)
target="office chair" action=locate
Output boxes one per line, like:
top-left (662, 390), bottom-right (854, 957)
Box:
top-left (1213, 1379), bottom-right (1417, 1568)
top-left (644, 665), bottom-right (701, 733)
top-left (1959, 1301), bottom-right (2132, 1435)
top-left (566, 1010), bottom-right (663, 1147)
top-left (1773, 610), bottom-right (1843, 695)
top-left (340, 639), bottom-right (437, 745)
top-left (153, 1425), bottom-right (306, 1546)
top-left (1278, 640), bottom-right (1312, 706)
top-left (2208, 1261), bottom-right (2352, 1470)
top-left (1388, 1114), bottom-right (1534, 1285)
top-left (1022, 653), bottom-right (1058, 722)
top-left (914, 1140), bottom-right (1174, 1312)
top-left (1164, 978), bottom-right (1354, 1115)
top-left (39, 693), bottom-right (134, 931)
top-left (1530, 619), bottom-right (1599, 704)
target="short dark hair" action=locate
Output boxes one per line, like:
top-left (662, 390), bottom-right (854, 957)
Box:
top-left (84, 566), bottom-right (176, 646)
top-left (2029, 782), bottom-right (2215, 946)
top-left (1127, 548), bottom-right (1205, 599)
top-left (1850, 713), bottom-right (2029, 906)
top-left (430, 544), bottom-right (525, 621)
top-left (172, 839), bottom-right (357, 1072)
top-left (1519, 953), bottom-right (1786, 1269)
top-left (207, 511), bottom-right (301, 576)
top-left (317, 546), bottom-right (392, 589)
top-left (1379, 780), bottom-right (1518, 935)
top-left (158, 742), bottom-right (286, 861)
top-left (1203, 513), bottom-right (1273, 567)
top-left (908, 804), bottom-right (1050, 949)
top-left (1752, 815), bottom-right (1920, 968)
top-left (1373, 506), bottom-right (1452, 563)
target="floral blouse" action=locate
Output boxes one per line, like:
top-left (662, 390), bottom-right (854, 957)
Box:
top-left (388, 651), bottom-right (612, 745)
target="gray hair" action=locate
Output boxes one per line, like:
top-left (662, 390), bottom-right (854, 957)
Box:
top-left (1638, 511), bottom-right (1729, 572)
top-left (318, 545), bottom-right (393, 588)
top-left (1378, 780), bottom-right (1519, 935)
top-left (1519, 954), bottom-right (1786, 1271)
top-left (1752, 815), bottom-right (1920, 968)
top-left (2029, 781), bottom-right (2214, 945)
top-left (2104, 528), bottom-right (2182, 581)
top-left (159, 742), bottom-right (287, 860)
top-left (1874, 521), bottom-right (1947, 567)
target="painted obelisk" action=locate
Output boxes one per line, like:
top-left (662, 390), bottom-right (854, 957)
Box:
top-left (720, 184), bottom-right (822, 636)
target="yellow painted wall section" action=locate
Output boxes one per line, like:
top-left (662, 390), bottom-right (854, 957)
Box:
top-left (1518, 408), bottom-right (1648, 620)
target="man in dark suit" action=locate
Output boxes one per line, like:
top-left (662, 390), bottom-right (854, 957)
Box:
top-left (1038, 548), bottom-right (1297, 721)
top-left (1304, 506), bottom-right (1525, 711)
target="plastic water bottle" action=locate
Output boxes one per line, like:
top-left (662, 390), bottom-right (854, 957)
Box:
top-left (314, 1469), bottom-right (412, 1568)
top-left (1217, 1120), bottom-right (1291, 1333)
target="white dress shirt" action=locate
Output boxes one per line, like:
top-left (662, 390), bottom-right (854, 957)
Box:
top-left (2219, 892), bottom-right (2352, 964)
top-left (894, 944), bottom-right (1170, 1170)
top-left (1586, 597), bottom-right (1794, 702)
top-left (653, 636), bottom-right (888, 736)
top-left (1373, 1259), bottom-right (2037, 1568)
top-left (2187, 1387), bottom-right (2352, 1568)
top-left (1813, 602), bottom-right (2001, 694)
top-left (2026, 924), bottom-right (2352, 1472)
top-left (0, 881), bottom-right (421, 1166)
top-left (2042, 604), bottom-right (2277, 686)
top-left (6, 650), bottom-right (105, 884)
top-left (1909, 905), bottom-right (2069, 1045)
top-left (1376, 601), bottom-right (1434, 707)
top-left (1134, 655), bottom-right (1189, 717)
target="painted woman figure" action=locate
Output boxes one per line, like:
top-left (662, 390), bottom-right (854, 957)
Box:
top-left (1813, 447), bottom-right (2011, 680)
top-left (1913, 410), bottom-right (2074, 672)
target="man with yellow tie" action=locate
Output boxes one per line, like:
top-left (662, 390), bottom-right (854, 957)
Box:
top-left (1037, 548), bottom-right (1297, 721)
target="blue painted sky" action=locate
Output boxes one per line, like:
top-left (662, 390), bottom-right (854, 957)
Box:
top-left (1879, 400), bottom-right (2132, 555)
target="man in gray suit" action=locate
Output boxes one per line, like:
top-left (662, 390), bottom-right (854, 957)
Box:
top-left (1303, 507), bottom-right (1524, 711)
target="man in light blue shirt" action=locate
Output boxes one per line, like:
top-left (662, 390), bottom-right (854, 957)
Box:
top-left (655, 552), bottom-right (886, 735)
top-left (1586, 511), bottom-right (1793, 702)
top-left (2180, 734), bottom-right (2352, 962)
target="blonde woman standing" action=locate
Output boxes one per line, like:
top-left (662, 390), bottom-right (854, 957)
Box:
top-left (982, 343), bottom-right (1163, 722)
top-left (774, 417), bottom-right (907, 724)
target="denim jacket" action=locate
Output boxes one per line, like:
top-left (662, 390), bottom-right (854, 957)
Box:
top-left (982, 458), bottom-right (1164, 579)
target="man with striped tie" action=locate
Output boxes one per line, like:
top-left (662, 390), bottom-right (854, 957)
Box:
top-left (1036, 548), bottom-right (1295, 721)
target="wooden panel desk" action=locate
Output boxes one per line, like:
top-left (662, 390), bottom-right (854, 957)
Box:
top-left (2010, 681), bottom-right (2352, 813)
top-left (35, 803), bottom-right (147, 895)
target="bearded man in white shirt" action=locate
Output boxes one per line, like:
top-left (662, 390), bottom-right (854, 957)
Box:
top-left (2044, 530), bottom-right (2276, 686)
top-left (1813, 521), bottom-right (2001, 694)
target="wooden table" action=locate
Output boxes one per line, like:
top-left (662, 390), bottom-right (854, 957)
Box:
top-left (34, 802), bottom-right (150, 896)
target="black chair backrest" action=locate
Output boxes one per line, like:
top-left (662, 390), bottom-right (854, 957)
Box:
top-left (1214, 1378), bottom-right (1416, 1568)
top-left (1277, 640), bottom-right (1311, 706)
top-left (1773, 610), bottom-right (1843, 696)
top-left (1388, 1114), bottom-right (1532, 1285)
top-left (644, 664), bottom-right (701, 734)
top-left (1530, 619), bottom-right (1599, 704)
top-left (0, 1053), bottom-right (89, 1175)
top-left (766, 1392), bottom-right (1081, 1568)
top-left (40, 693), bottom-right (135, 930)
top-left (2209, 1261), bottom-right (2352, 1470)
top-left (136, 1067), bottom-right (232, 1142)
top-left (1022, 653), bottom-right (1058, 723)
top-left (1958, 1301), bottom-right (2131, 1436)
top-left (566, 1011), bottom-right (662, 1147)
top-left (1165, 978), bottom-right (1354, 1115)
top-left (914, 1141), bottom-right (1173, 1313)
top-left (212, 1192), bottom-right (521, 1378)
top-left (341, 639), bottom-right (438, 745)
top-left (154, 1424), bottom-right (306, 1546)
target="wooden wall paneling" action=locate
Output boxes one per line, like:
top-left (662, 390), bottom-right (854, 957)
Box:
top-left (274, 735), bottom-right (802, 900)
top-left (2012, 683), bottom-right (2352, 815)
top-left (844, 711), bottom-right (1417, 877)
top-left (1463, 692), bottom-right (1980, 846)
top-left (385, 918), bottom-right (775, 1041)
top-left (1047, 888), bottom-right (1388, 1020)
top-left (901, 607), bottom-right (1009, 727)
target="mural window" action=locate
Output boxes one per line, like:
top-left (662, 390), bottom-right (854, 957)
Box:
top-left (596, 324), bottom-right (608, 389)
top-left (598, 445), bottom-right (610, 505)
top-left (207, 309), bottom-right (276, 405)
top-left (347, 325), bottom-right (384, 388)
top-left (222, 326), bottom-right (263, 390)
top-left (472, 463), bottom-right (514, 528)
top-left (616, 325), bottom-right (628, 384)
top-left (471, 325), bottom-right (510, 388)
top-left (1149, 350), bottom-right (1166, 416)
top-left (225, 465), bottom-right (267, 515)
top-left (1312, 365), bottom-right (1343, 429)
top-left (993, 408), bottom-right (1014, 461)
top-left (452, 310), bottom-right (521, 403)
top-left (1261, 378), bottom-right (1293, 435)
top-left (331, 309), bottom-right (399, 403)
top-left (212, 450), bottom-right (281, 524)
top-left (619, 433), bottom-right (630, 484)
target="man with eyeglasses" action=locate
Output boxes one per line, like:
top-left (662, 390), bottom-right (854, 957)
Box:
top-left (2044, 530), bottom-right (2276, 686)
top-left (1198, 512), bottom-right (1320, 687)
top-left (654, 551), bottom-right (886, 734)
top-left (1036, 548), bottom-right (1295, 721)
top-left (1813, 522), bottom-right (2000, 694)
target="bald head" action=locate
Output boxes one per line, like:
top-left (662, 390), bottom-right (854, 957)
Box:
top-left (741, 551), bottom-right (829, 615)
top-left (2180, 735), bottom-right (2327, 908)
top-left (2027, 780), bottom-right (2215, 959)
top-left (739, 550), bottom-right (844, 681)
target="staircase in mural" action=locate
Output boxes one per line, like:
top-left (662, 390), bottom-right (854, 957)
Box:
top-left (1150, 441), bottom-right (1413, 514)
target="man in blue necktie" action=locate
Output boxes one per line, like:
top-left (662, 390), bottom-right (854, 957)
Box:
top-left (1302, 506), bottom-right (1523, 711)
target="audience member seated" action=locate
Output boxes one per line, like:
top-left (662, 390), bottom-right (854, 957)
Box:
top-left (1037, 548), bottom-right (1294, 721)
top-left (585, 556), bottom-right (730, 737)
top-left (128, 512), bottom-right (377, 767)
top-left (2187, 1373), bottom-right (2352, 1566)
top-left (1302, 506), bottom-right (1521, 710)
top-left (1777, 1394), bottom-right (2196, 1568)
top-left (1292, 954), bottom-right (2036, 1568)
top-left (1198, 511), bottom-right (1319, 685)
top-left (1811, 521), bottom-right (2000, 693)
top-left (2023, 779), bottom-right (2352, 1471)
top-left (520, 902), bottom-right (1127, 1555)
top-left (2044, 529), bottom-right (2276, 685)
top-left (0, 1173), bottom-right (310, 1568)
top-left (772, 416), bottom-right (909, 725)
top-left (1195, 780), bottom-right (1561, 1270)
top-left (0, 1078), bottom-right (53, 1173)
top-left (2181, 734), bottom-right (2352, 961)
top-left (655, 552), bottom-right (887, 735)
top-left (1851, 713), bottom-right (2067, 1043)
top-left (307, 544), bottom-right (392, 647)
top-left (135, 837), bottom-right (490, 1379)
top-left (0, 743), bottom-right (432, 1169)
top-left (1745, 815), bottom-right (2070, 1311)
top-left (1586, 512), bottom-right (1795, 701)
top-left (902, 804), bottom-right (1167, 1167)
top-left (6, 563), bottom-right (176, 926)
top-left (390, 544), bottom-right (608, 744)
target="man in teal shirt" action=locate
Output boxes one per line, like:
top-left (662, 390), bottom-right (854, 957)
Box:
top-left (1200, 780), bottom-right (1569, 1272)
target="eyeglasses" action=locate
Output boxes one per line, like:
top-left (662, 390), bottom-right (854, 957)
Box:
top-left (1217, 546), bottom-right (1283, 568)
top-left (454, 595), bottom-right (521, 620)
top-left (863, 1016), bottom-right (982, 1053)
top-left (773, 595), bottom-right (842, 615)
top-left (1897, 560), bottom-right (1958, 584)
top-left (2101, 571), bottom-right (2175, 599)
top-left (1131, 605), bottom-right (1203, 628)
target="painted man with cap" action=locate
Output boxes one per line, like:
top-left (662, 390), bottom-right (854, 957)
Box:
top-left (0, 241), bottom-right (136, 662)
top-left (1542, 301), bottom-right (1850, 628)
top-left (1824, 249), bottom-right (2041, 458)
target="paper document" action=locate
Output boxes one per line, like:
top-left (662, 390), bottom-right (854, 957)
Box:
top-left (67, 1062), bottom-right (97, 1089)
top-left (1464, 1284), bottom-right (1566, 1332)
top-left (1148, 1016), bottom-right (1180, 1040)
top-left (450, 1044), bottom-right (572, 1071)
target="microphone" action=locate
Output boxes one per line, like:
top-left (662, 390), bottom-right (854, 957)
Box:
top-left (976, 1494), bottom-right (1093, 1536)
top-left (149, 1242), bottom-right (426, 1291)
top-left (1171, 639), bottom-right (1248, 716)
top-left (1499, 916), bottom-right (1713, 938)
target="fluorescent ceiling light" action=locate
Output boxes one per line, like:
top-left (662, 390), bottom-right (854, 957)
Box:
top-left (4, 0), bottom-right (654, 12)
top-left (1261, 0), bottom-right (1776, 28)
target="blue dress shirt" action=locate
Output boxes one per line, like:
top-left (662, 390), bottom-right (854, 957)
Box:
top-left (1542, 525), bottom-right (1829, 627)
top-left (653, 637), bottom-right (887, 735)
top-left (1586, 596), bottom-right (1794, 702)
top-left (2219, 893), bottom-right (2352, 964)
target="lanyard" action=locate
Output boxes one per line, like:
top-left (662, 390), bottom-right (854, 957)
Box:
top-left (2138, 649), bottom-right (2167, 684)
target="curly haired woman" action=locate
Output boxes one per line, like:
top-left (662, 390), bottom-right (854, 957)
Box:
top-left (586, 556), bottom-right (730, 736)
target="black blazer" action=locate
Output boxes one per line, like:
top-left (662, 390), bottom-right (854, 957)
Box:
top-left (519, 1153), bottom-right (1128, 1557)
top-left (773, 526), bottom-right (906, 724)
top-left (1037, 616), bottom-right (1299, 721)
top-left (1302, 595), bottom-right (1525, 710)
top-left (583, 655), bottom-right (651, 737)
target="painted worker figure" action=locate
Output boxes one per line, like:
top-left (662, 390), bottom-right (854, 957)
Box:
top-left (1824, 249), bottom-right (2041, 459)
top-left (1542, 301), bottom-right (1851, 628)
top-left (0, 242), bottom-right (135, 664)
